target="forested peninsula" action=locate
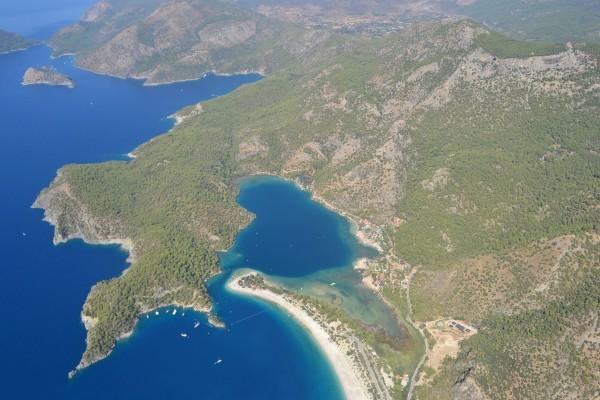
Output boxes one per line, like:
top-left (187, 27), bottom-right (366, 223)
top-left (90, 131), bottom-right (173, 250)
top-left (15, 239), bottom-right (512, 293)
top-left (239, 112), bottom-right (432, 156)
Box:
top-left (0, 29), bottom-right (35, 54)
top-left (36, 1), bottom-right (600, 397)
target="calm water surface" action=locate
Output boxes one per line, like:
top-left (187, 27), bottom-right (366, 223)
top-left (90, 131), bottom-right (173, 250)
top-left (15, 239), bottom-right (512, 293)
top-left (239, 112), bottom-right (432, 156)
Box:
top-left (0, 39), bottom-right (345, 400)
top-left (224, 177), bottom-right (403, 337)
top-left (0, 3), bottom-right (398, 399)
top-left (0, 0), bottom-right (96, 37)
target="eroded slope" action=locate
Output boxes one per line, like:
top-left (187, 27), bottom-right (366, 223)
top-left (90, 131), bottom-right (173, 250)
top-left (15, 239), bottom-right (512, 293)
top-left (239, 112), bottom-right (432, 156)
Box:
top-left (50, 0), bottom-right (324, 84)
top-left (36, 19), bottom-right (600, 398)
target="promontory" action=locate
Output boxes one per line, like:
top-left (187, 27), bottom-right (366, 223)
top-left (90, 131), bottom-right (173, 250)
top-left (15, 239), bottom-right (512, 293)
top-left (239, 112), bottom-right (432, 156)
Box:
top-left (0, 29), bottom-right (35, 54)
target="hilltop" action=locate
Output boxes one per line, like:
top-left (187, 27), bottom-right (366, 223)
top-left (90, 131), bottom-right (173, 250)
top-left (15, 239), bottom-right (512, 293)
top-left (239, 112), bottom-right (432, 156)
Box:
top-left (47, 0), bottom-right (600, 87)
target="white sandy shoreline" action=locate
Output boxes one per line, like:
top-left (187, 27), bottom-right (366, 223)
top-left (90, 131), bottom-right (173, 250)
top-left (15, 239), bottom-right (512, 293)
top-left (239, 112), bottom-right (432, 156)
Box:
top-left (227, 273), bottom-right (371, 400)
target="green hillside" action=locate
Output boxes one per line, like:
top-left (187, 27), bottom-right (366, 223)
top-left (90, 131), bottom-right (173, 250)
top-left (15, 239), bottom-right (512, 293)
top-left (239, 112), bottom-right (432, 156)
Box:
top-left (50, 0), bottom-right (320, 84)
top-left (456, 0), bottom-right (600, 42)
top-left (0, 29), bottom-right (34, 53)
top-left (37, 12), bottom-right (600, 398)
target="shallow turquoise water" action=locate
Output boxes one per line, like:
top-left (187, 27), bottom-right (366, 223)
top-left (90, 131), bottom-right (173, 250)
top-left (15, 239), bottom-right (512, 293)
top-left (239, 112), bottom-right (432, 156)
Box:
top-left (225, 177), bottom-right (404, 338)
top-left (0, 3), bottom-right (402, 398)
top-left (0, 10), bottom-right (345, 399)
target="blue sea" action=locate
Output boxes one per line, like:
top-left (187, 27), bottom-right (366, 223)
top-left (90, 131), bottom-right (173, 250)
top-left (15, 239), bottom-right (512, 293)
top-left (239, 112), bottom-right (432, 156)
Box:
top-left (0, 0), bottom-right (96, 38)
top-left (0, 2), bottom-right (390, 399)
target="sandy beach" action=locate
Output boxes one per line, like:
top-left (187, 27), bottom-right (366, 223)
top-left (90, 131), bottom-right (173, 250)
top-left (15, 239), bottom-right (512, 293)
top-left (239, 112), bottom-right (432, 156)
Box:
top-left (227, 273), bottom-right (372, 400)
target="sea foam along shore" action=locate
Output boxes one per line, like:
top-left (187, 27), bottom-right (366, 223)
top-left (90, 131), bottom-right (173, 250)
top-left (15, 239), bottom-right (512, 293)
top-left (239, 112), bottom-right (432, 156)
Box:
top-left (227, 272), bottom-right (372, 400)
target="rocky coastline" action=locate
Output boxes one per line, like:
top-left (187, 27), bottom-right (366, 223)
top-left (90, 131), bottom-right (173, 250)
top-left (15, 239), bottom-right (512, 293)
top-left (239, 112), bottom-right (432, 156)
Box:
top-left (22, 66), bottom-right (75, 88)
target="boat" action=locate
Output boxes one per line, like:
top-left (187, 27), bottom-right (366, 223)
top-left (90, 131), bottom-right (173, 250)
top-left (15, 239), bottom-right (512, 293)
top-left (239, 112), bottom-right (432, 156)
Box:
top-left (172, 309), bottom-right (177, 315)
top-left (214, 359), bottom-right (222, 365)
top-left (329, 282), bottom-right (336, 286)
top-left (194, 321), bottom-right (200, 329)
top-left (155, 311), bottom-right (159, 315)
top-left (180, 333), bottom-right (188, 338)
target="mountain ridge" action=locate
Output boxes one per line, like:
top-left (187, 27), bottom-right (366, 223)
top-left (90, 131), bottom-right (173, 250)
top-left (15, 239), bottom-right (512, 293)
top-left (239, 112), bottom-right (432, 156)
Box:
top-left (36, 14), bottom-right (600, 398)
top-left (50, 0), bottom-right (326, 84)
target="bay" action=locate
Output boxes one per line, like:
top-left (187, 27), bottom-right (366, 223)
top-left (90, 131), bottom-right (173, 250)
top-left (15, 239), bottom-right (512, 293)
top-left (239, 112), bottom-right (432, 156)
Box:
top-left (0, 3), bottom-right (399, 398)
top-left (0, 40), bottom-right (342, 399)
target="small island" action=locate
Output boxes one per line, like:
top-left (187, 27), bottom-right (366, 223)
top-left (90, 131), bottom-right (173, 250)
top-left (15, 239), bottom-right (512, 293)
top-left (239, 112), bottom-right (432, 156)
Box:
top-left (22, 67), bottom-right (75, 88)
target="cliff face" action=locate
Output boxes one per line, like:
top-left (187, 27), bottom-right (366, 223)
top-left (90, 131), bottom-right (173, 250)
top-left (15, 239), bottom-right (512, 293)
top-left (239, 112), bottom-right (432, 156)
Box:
top-left (50, 0), bottom-right (325, 84)
top-left (33, 174), bottom-right (126, 248)
top-left (22, 67), bottom-right (75, 88)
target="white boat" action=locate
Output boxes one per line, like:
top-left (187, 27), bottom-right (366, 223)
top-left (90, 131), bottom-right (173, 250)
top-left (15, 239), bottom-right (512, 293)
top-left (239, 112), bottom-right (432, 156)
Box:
top-left (155, 311), bottom-right (159, 315)
top-left (214, 359), bottom-right (222, 365)
top-left (329, 282), bottom-right (336, 286)
top-left (172, 309), bottom-right (177, 315)
top-left (194, 321), bottom-right (200, 329)
top-left (180, 333), bottom-right (188, 338)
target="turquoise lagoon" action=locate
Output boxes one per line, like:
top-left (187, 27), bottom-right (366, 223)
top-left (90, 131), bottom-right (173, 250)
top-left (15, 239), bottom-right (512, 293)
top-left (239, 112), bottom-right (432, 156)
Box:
top-left (0, 3), bottom-right (403, 398)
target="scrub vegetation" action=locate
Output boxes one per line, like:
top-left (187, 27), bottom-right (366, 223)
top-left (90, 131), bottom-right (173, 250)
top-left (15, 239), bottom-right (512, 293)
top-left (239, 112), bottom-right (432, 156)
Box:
top-left (50, 0), bottom-right (321, 84)
top-left (0, 29), bottom-right (34, 53)
top-left (455, 0), bottom-right (600, 43)
top-left (36, 3), bottom-right (600, 397)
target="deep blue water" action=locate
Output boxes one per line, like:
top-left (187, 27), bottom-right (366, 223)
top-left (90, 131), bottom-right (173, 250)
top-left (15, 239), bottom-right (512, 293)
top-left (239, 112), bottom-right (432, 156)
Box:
top-left (221, 176), bottom-right (369, 276)
top-left (64, 176), bottom-right (356, 400)
top-left (0, 0), bottom-right (96, 37)
top-left (0, 8), bottom-right (354, 399)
